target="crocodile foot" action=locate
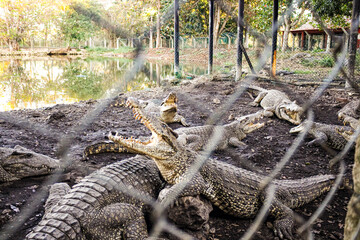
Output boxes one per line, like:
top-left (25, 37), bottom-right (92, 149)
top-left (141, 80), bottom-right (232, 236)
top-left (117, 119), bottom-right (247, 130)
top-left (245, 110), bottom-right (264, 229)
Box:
top-left (248, 101), bottom-right (259, 107)
top-left (273, 217), bottom-right (294, 240)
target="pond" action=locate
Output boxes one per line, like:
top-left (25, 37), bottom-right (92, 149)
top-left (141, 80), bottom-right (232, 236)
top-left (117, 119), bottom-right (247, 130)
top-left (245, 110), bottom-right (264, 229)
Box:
top-left (0, 57), bottom-right (217, 112)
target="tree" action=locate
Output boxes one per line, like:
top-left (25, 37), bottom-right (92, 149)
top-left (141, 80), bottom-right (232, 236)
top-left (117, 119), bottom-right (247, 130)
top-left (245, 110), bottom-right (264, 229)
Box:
top-left (281, 1), bottom-right (307, 51)
top-left (60, 3), bottom-right (99, 47)
top-left (0, 0), bottom-right (41, 50)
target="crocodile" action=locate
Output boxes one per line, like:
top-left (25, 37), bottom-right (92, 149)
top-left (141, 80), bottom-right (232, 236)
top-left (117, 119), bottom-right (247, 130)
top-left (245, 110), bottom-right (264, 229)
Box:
top-left (108, 99), bottom-right (338, 240)
top-left (246, 85), bottom-right (303, 125)
top-left (0, 145), bottom-right (61, 182)
top-left (26, 155), bottom-right (166, 240)
top-left (175, 111), bottom-right (264, 151)
top-left (113, 92), bottom-right (188, 126)
top-left (83, 98), bottom-right (265, 158)
top-left (289, 120), bottom-right (354, 150)
top-left (336, 127), bottom-right (356, 142)
top-left (338, 99), bottom-right (360, 129)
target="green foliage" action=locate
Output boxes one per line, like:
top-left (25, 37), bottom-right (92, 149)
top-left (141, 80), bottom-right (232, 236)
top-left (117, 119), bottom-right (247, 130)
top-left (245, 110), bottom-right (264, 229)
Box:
top-left (310, 0), bottom-right (352, 28)
top-left (86, 46), bottom-right (134, 53)
top-left (311, 0), bottom-right (352, 18)
top-left (300, 58), bottom-right (316, 67)
top-left (60, 8), bottom-right (98, 46)
top-left (294, 70), bottom-right (315, 74)
top-left (300, 55), bottom-right (334, 68)
top-left (318, 55), bottom-right (334, 67)
top-left (311, 48), bottom-right (325, 53)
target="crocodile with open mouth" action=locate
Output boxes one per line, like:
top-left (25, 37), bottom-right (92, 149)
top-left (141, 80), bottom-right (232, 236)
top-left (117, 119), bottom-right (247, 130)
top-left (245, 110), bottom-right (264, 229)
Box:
top-left (113, 91), bottom-right (188, 126)
top-left (108, 99), bottom-right (338, 240)
top-left (289, 120), bottom-right (354, 150)
top-left (83, 97), bottom-right (265, 158)
top-left (246, 85), bottom-right (303, 125)
top-left (0, 145), bottom-right (61, 182)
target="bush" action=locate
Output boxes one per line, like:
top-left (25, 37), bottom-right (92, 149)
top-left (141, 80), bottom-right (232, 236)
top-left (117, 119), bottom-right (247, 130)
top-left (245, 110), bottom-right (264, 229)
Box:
top-left (312, 48), bottom-right (324, 53)
top-left (318, 56), bottom-right (334, 67)
top-left (300, 58), bottom-right (316, 67)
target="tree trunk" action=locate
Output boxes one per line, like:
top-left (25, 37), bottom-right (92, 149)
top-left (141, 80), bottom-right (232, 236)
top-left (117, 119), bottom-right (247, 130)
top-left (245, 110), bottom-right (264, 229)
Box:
top-left (149, 16), bottom-right (153, 49)
top-left (326, 32), bottom-right (331, 52)
top-left (344, 133), bottom-right (360, 240)
top-left (156, 0), bottom-right (161, 48)
top-left (282, 15), bottom-right (291, 52)
top-left (213, 2), bottom-right (221, 47)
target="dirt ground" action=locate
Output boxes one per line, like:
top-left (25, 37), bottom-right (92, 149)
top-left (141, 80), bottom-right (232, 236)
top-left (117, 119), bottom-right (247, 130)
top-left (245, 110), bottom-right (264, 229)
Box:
top-left (0, 70), bottom-right (356, 239)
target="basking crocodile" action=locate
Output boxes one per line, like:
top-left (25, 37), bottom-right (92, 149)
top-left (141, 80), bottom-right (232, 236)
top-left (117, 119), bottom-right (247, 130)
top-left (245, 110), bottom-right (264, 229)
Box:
top-left (108, 100), bottom-right (337, 240)
top-left (0, 145), bottom-right (61, 182)
top-left (246, 85), bottom-right (303, 125)
top-left (289, 120), bottom-right (353, 150)
top-left (338, 99), bottom-right (360, 129)
top-left (26, 155), bottom-right (166, 240)
top-left (113, 92), bottom-right (188, 126)
top-left (83, 98), bottom-right (265, 158)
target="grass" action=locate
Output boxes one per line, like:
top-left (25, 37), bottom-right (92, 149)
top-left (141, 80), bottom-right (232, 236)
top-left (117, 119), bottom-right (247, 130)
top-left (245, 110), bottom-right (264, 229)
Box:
top-left (294, 70), bottom-right (314, 74)
top-left (86, 46), bottom-right (134, 54)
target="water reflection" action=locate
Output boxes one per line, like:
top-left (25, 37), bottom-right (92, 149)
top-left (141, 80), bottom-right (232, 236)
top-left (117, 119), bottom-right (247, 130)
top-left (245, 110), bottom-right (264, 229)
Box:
top-left (0, 57), bottom-right (209, 111)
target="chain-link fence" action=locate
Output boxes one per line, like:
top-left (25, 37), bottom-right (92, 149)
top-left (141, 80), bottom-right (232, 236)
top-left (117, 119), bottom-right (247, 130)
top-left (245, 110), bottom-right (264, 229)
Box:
top-left (0, 0), bottom-right (359, 239)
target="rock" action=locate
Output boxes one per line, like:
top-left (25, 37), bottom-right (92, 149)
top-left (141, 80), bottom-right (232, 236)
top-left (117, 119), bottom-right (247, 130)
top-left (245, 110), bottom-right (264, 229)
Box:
top-left (213, 98), bottom-right (221, 104)
top-left (167, 195), bottom-right (213, 231)
top-left (31, 112), bottom-right (41, 118)
top-left (47, 111), bottom-right (65, 123)
top-left (10, 204), bottom-right (20, 213)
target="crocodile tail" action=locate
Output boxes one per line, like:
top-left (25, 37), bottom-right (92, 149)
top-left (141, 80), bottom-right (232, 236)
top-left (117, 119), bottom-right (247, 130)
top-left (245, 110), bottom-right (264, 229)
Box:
top-left (25, 212), bottom-right (84, 239)
top-left (83, 142), bottom-right (134, 159)
top-left (276, 174), bottom-right (336, 208)
top-left (241, 84), bottom-right (266, 94)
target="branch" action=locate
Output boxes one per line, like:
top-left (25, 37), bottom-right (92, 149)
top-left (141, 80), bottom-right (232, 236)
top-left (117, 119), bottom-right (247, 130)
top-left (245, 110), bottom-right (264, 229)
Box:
top-left (290, 5), bottom-right (306, 28)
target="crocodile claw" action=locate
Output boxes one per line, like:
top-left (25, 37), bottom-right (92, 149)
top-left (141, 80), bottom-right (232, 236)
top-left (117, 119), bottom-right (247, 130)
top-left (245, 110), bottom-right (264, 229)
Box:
top-left (273, 218), bottom-right (294, 240)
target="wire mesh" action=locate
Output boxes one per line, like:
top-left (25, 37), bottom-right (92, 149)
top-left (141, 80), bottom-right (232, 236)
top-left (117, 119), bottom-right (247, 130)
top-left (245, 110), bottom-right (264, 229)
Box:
top-left (0, 0), bottom-right (358, 239)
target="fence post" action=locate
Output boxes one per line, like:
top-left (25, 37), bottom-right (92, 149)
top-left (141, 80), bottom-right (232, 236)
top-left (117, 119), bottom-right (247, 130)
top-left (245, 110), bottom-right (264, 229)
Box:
top-left (271, 0), bottom-right (279, 78)
top-left (236, 0), bottom-right (244, 81)
top-left (208, 0), bottom-right (214, 74)
top-left (348, 0), bottom-right (360, 83)
top-left (174, 0), bottom-right (180, 76)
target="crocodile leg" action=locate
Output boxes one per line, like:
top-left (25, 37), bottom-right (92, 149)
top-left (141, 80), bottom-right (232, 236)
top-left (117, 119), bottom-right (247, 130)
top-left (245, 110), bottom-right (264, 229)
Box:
top-left (173, 114), bottom-right (189, 126)
top-left (228, 137), bottom-right (247, 148)
top-left (249, 91), bottom-right (268, 107)
top-left (269, 199), bottom-right (295, 240)
top-left (158, 174), bottom-right (215, 204)
top-left (86, 203), bottom-right (148, 240)
top-left (307, 131), bottom-right (328, 147)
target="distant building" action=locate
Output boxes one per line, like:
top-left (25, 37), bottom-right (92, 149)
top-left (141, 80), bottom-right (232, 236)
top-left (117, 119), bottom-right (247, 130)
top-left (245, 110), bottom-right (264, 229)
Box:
top-left (283, 22), bottom-right (360, 51)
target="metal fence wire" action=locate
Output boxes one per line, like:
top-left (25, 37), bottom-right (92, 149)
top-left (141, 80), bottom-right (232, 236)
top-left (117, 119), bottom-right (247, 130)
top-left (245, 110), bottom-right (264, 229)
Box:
top-left (0, 0), bottom-right (359, 239)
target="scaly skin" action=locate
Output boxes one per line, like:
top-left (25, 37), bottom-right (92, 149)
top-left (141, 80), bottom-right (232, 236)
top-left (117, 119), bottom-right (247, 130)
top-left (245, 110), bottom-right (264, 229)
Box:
top-left (26, 155), bottom-right (165, 240)
top-left (338, 99), bottom-right (360, 127)
top-left (108, 100), bottom-right (337, 240)
top-left (289, 120), bottom-right (354, 150)
top-left (83, 109), bottom-right (264, 158)
top-left (114, 92), bottom-right (188, 126)
top-left (0, 145), bottom-right (61, 182)
top-left (247, 85), bottom-right (303, 125)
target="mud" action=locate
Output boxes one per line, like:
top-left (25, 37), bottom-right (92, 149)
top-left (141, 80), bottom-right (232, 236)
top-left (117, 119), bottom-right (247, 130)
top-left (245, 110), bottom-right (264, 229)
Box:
top-left (0, 76), bottom-right (355, 240)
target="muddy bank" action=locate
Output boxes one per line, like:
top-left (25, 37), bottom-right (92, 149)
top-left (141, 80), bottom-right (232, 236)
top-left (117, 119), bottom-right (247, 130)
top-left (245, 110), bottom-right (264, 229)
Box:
top-left (0, 75), bottom-right (354, 239)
